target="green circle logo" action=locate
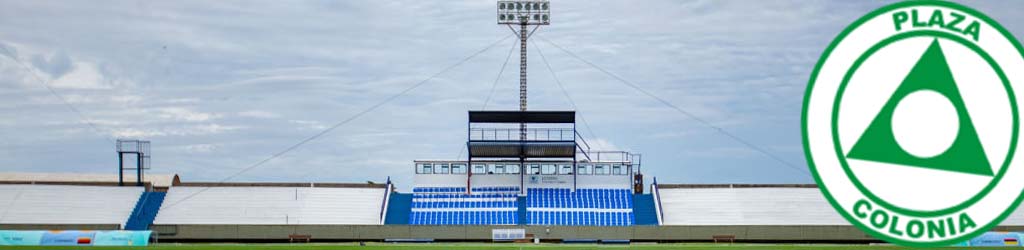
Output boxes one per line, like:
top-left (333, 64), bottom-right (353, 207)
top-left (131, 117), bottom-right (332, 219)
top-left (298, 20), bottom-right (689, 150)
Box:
top-left (803, 1), bottom-right (1024, 246)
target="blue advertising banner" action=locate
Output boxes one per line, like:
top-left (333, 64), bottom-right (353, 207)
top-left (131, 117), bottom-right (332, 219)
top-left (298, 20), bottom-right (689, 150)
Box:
top-left (0, 230), bottom-right (43, 246)
top-left (40, 230), bottom-right (96, 245)
top-left (94, 230), bottom-right (151, 246)
top-left (0, 230), bottom-right (150, 246)
top-left (953, 232), bottom-right (1022, 247)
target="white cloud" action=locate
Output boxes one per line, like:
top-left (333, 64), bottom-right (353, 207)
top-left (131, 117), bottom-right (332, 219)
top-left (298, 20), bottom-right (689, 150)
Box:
top-left (111, 128), bottom-right (166, 138)
top-left (157, 107), bottom-right (220, 122)
top-left (288, 120), bottom-right (328, 130)
top-left (238, 110), bottom-right (278, 119)
top-left (30, 50), bottom-right (73, 78)
top-left (181, 143), bottom-right (219, 153)
top-left (110, 124), bottom-right (243, 138)
top-left (1, 43), bottom-right (127, 90)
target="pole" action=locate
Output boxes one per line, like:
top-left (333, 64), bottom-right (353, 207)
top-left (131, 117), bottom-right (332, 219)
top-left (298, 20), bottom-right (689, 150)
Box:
top-left (519, 20), bottom-right (529, 196)
top-left (519, 21), bottom-right (528, 141)
top-left (118, 153), bottom-right (123, 186)
top-left (136, 153), bottom-right (143, 187)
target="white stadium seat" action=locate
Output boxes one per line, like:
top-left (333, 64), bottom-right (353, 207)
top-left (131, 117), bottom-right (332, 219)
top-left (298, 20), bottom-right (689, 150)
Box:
top-left (0, 185), bottom-right (143, 227)
top-left (154, 186), bottom-right (385, 225)
top-left (659, 187), bottom-right (847, 226)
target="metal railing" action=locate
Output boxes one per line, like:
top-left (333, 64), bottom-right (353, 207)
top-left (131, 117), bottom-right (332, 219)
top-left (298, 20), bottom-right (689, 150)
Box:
top-left (469, 128), bottom-right (574, 141)
top-left (581, 151), bottom-right (637, 163)
top-left (652, 177), bottom-right (664, 225)
top-left (379, 178), bottom-right (392, 225)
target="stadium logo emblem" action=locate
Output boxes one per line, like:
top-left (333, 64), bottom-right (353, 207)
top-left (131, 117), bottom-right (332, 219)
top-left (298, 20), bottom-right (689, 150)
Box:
top-left (802, 1), bottom-right (1024, 246)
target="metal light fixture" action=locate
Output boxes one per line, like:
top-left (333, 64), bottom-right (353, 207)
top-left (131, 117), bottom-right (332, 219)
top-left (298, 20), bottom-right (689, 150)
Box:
top-left (497, 0), bottom-right (551, 25)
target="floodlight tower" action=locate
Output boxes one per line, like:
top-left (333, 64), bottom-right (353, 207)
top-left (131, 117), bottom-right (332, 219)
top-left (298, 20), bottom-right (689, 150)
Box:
top-left (498, 0), bottom-right (550, 140)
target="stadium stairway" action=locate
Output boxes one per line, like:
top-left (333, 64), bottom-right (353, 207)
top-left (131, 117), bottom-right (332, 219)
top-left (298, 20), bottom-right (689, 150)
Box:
top-left (632, 194), bottom-right (659, 225)
top-left (124, 191), bottom-right (167, 230)
top-left (384, 193), bottom-right (413, 224)
top-left (517, 196), bottom-right (527, 225)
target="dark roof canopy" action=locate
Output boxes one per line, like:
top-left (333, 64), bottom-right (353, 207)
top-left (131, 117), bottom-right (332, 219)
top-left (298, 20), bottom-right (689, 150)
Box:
top-left (468, 141), bottom-right (576, 158)
top-left (468, 110), bottom-right (575, 124)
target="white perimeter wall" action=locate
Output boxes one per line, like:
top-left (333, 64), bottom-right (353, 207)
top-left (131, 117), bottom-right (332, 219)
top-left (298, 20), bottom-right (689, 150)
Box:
top-left (575, 175), bottom-right (632, 189)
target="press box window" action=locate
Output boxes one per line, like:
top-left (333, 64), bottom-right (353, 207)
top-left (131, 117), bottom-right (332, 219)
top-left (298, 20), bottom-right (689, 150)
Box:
top-left (472, 164), bottom-right (487, 174)
top-left (559, 165), bottom-right (572, 175)
top-left (435, 163), bottom-right (450, 174)
top-left (595, 164), bottom-right (609, 175)
top-left (542, 164), bottom-right (556, 175)
top-left (611, 165), bottom-right (624, 175)
top-left (529, 165), bottom-right (541, 175)
top-left (507, 164), bottom-right (521, 174)
top-left (452, 164), bottom-right (467, 174)
top-left (418, 164), bottom-right (433, 174)
top-left (493, 165), bottom-right (505, 174)
top-left (577, 165), bottom-right (592, 175)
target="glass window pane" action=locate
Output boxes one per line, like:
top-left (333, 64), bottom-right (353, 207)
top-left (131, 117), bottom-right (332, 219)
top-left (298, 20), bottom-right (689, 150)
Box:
top-left (559, 165), bottom-right (572, 174)
top-left (529, 165), bottom-right (541, 175)
top-left (473, 164), bottom-right (486, 174)
top-left (508, 164), bottom-right (520, 174)
top-left (423, 164), bottom-right (433, 174)
top-left (542, 164), bottom-right (556, 175)
top-left (595, 164), bottom-right (609, 175)
top-left (452, 164), bottom-right (467, 174)
top-left (611, 165), bottom-right (622, 175)
top-left (436, 164), bottom-right (450, 174)
top-left (495, 165), bottom-right (505, 174)
top-left (577, 165), bottom-right (589, 175)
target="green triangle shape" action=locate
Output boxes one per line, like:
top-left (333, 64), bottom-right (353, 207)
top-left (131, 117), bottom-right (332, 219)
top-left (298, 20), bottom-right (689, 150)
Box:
top-left (846, 39), bottom-right (993, 176)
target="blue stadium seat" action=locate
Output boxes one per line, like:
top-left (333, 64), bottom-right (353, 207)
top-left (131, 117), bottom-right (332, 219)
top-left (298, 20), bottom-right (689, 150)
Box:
top-left (525, 188), bottom-right (635, 226)
top-left (408, 186), bottom-right (519, 225)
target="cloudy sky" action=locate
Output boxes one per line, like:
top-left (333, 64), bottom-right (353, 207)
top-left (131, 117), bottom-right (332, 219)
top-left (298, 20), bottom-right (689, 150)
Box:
top-left (1, 0), bottom-right (1022, 189)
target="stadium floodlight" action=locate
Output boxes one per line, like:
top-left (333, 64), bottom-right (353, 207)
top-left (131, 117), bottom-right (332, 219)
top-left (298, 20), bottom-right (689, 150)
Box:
top-left (496, 0), bottom-right (550, 141)
top-left (497, 0), bottom-right (550, 25)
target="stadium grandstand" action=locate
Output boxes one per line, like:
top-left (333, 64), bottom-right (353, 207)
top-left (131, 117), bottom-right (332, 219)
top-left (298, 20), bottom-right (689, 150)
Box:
top-left (2, 109), bottom-right (1023, 243)
top-left (0, 172), bottom-right (177, 231)
top-left (3, 173), bottom-right (1024, 242)
top-left (656, 184), bottom-right (846, 226)
top-left (154, 183), bottom-right (387, 225)
top-left (0, 185), bottom-right (142, 230)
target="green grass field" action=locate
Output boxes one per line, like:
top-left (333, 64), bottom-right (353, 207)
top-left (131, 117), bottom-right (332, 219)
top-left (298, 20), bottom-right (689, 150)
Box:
top-left (1, 243), bottom-right (1018, 250)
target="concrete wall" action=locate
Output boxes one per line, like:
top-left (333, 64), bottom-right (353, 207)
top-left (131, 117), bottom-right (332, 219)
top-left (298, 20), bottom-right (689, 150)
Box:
top-left (149, 224), bottom-right (1024, 242)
